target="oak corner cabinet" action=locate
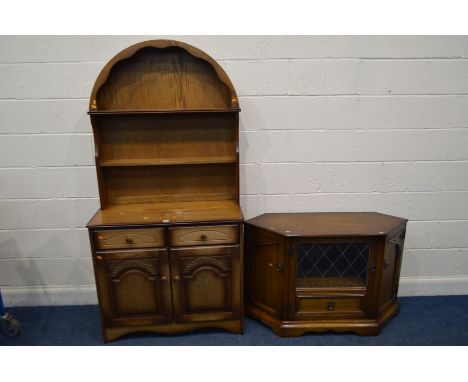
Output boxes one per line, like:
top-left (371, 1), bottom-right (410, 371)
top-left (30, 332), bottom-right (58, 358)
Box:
top-left (86, 40), bottom-right (243, 342)
top-left (244, 212), bottom-right (407, 336)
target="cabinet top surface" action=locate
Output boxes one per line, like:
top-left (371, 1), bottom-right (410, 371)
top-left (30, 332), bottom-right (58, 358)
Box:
top-left (246, 212), bottom-right (407, 238)
top-left (87, 200), bottom-right (243, 228)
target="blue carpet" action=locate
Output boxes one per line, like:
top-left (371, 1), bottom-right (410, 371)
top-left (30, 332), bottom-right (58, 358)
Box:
top-left (1, 296), bottom-right (467, 345)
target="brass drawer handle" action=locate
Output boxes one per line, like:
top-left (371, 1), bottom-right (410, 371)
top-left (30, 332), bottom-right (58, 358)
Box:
top-left (200, 234), bottom-right (208, 241)
top-left (327, 301), bottom-right (335, 311)
top-left (126, 237), bottom-right (134, 244)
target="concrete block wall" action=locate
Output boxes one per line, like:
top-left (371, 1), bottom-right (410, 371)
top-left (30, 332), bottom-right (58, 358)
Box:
top-left (1, 36), bottom-right (468, 306)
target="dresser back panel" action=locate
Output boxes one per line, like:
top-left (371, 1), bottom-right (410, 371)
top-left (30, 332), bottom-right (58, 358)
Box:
top-left (96, 46), bottom-right (231, 110)
top-left (96, 114), bottom-right (237, 163)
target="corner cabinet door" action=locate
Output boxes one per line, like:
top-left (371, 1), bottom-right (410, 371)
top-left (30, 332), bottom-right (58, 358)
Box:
top-left (245, 228), bottom-right (285, 319)
top-left (170, 245), bottom-right (241, 323)
top-left (94, 249), bottom-right (173, 326)
top-left (378, 232), bottom-right (405, 313)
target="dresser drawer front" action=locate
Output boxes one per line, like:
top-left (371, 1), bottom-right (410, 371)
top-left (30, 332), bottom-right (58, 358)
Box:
top-left (297, 297), bottom-right (363, 315)
top-left (170, 225), bottom-right (238, 246)
top-left (94, 228), bottom-right (165, 249)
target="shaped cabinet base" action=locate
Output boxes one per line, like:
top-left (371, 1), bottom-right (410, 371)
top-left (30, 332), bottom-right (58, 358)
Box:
top-left (246, 300), bottom-right (400, 337)
top-left (103, 319), bottom-right (242, 343)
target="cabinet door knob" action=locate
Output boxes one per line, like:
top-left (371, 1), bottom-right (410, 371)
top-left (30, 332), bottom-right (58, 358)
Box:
top-left (370, 264), bottom-right (377, 272)
top-left (96, 255), bottom-right (103, 260)
top-left (327, 301), bottom-right (335, 311)
top-left (160, 276), bottom-right (167, 281)
top-left (383, 261), bottom-right (389, 270)
top-left (276, 263), bottom-right (284, 272)
top-left (174, 276), bottom-right (181, 282)
top-left (126, 237), bottom-right (134, 243)
top-left (200, 234), bottom-right (208, 241)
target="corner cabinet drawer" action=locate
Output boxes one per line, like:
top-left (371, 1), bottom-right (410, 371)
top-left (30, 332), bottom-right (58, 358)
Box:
top-left (297, 297), bottom-right (363, 315)
top-left (93, 228), bottom-right (165, 250)
top-left (169, 225), bottom-right (238, 247)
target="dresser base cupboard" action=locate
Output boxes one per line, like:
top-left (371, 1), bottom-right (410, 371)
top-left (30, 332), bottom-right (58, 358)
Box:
top-left (88, 217), bottom-right (243, 342)
top-left (87, 40), bottom-right (243, 342)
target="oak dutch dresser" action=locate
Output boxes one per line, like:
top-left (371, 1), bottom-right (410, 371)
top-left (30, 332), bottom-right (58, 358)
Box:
top-left (87, 40), bottom-right (243, 342)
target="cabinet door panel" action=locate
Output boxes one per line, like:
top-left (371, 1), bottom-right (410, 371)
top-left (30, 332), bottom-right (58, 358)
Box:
top-left (378, 234), bottom-right (404, 312)
top-left (245, 228), bottom-right (284, 319)
top-left (170, 245), bottom-right (240, 322)
top-left (95, 249), bottom-right (172, 326)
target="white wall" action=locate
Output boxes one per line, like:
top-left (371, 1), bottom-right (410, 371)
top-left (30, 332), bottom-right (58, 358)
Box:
top-left (1, 36), bottom-right (468, 306)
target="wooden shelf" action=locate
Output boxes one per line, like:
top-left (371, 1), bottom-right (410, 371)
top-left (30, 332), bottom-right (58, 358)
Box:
top-left (88, 200), bottom-right (243, 227)
top-left (99, 156), bottom-right (237, 167)
top-left (89, 108), bottom-right (240, 116)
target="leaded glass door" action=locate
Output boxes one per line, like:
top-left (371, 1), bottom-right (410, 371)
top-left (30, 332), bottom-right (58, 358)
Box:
top-left (297, 242), bottom-right (370, 290)
top-left (286, 239), bottom-right (377, 320)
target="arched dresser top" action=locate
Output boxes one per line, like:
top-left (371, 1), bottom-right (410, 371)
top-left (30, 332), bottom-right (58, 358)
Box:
top-left (89, 39), bottom-right (239, 111)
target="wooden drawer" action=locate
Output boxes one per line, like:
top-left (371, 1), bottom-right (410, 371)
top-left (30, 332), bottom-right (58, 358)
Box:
top-left (93, 228), bottom-right (165, 250)
top-left (297, 297), bottom-right (363, 314)
top-left (169, 225), bottom-right (238, 247)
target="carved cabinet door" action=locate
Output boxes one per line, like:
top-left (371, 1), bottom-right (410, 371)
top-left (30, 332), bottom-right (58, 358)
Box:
top-left (94, 249), bottom-right (172, 326)
top-left (170, 245), bottom-right (241, 323)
